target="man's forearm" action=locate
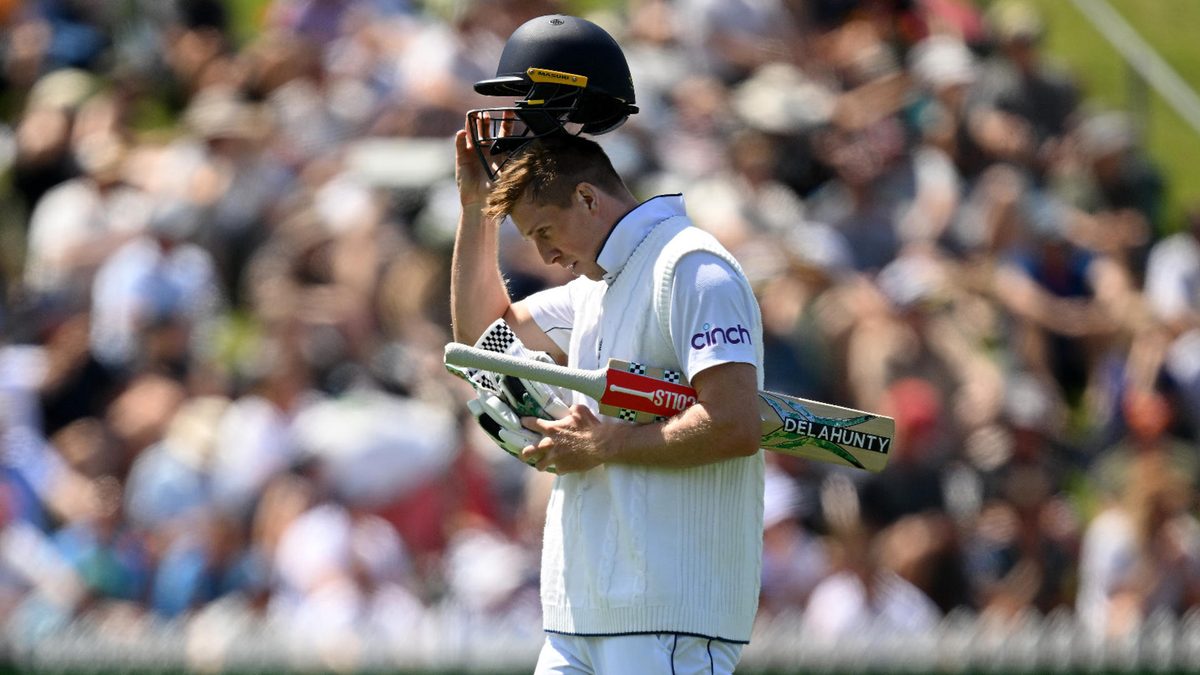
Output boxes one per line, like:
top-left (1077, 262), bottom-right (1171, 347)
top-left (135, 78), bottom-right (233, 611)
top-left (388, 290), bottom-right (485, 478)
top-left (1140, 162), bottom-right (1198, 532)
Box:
top-left (450, 207), bottom-right (511, 343)
top-left (606, 402), bottom-right (761, 469)
top-left (539, 362), bottom-right (761, 471)
top-left (604, 363), bottom-right (762, 469)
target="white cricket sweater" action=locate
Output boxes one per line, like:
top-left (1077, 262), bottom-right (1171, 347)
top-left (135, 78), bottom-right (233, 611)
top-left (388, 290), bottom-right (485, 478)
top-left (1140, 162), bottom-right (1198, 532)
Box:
top-left (532, 198), bottom-right (765, 643)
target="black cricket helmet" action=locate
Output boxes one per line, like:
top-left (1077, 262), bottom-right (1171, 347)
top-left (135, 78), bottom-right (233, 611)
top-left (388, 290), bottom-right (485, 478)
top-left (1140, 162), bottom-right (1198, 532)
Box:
top-left (469, 14), bottom-right (638, 179)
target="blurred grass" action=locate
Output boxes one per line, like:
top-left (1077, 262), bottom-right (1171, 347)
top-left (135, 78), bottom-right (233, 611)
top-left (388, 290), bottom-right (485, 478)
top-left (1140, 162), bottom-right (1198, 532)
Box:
top-left (1100, 0), bottom-right (1200, 233)
top-left (996, 0), bottom-right (1200, 233)
top-left (225, 0), bottom-right (271, 46)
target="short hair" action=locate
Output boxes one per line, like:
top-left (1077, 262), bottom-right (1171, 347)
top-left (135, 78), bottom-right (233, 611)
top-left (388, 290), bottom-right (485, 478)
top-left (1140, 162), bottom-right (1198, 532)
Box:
top-left (485, 134), bottom-right (627, 222)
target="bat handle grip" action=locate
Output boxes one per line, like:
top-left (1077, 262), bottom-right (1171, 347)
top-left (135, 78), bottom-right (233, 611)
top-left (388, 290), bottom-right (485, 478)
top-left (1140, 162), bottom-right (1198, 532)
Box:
top-left (443, 343), bottom-right (607, 401)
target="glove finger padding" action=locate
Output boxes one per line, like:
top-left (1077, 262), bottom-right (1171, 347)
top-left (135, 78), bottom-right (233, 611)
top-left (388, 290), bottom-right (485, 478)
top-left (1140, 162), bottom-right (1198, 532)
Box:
top-left (454, 362), bottom-right (552, 471)
top-left (467, 396), bottom-right (541, 465)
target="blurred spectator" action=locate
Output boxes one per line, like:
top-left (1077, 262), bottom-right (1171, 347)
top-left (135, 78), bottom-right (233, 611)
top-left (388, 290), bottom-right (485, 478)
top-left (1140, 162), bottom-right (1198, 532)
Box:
top-left (269, 486), bottom-right (424, 643)
top-left (1069, 111), bottom-right (1162, 237)
top-left (650, 74), bottom-right (736, 184)
top-left (104, 372), bottom-right (186, 477)
top-left (1040, 110), bottom-right (1163, 284)
top-left (51, 474), bottom-right (150, 604)
top-left (3, 0), bottom-right (1200, 664)
top-left (857, 377), bottom-right (950, 529)
top-left (966, 375), bottom-right (1079, 619)
top-left (968, 0), bottom-right (1079, 176)
top-left (441, 514), bottom-right (538, 622)
top-left (755, 254), bottom-right (848, 402)
top-left (23, 129), bottom-right (153, 301)
top-left (801, 520), bottom-right (942, 640)
top-left (965, 495), bottom-right (1076, 621)
top-left (34, 308), bottom-right (125, 437)
top-left (957, 165), bottom-right (1129, 410)
top-left (208, 337), bottom-right (318, 521)
top-left (175, 87), bottom-right (292, 303)
top-left (28, 0), bottom-right (112, 72)
top-left (676, 0), bottom-right (800, 85)
top-left (807, 115), bottom-right (911, 272)
top-left (1077, 452), bottom-right (1200, 637)
top-left (369, 0), bottom-right (507, 138)
top-left (159, 0), bottom-right (235, 107)
top-left (847, 250), bottom-right (1003, 429)
top-left (266, 0), bottom-right (361, 47)
top-left (150, 509), bottom-right (266, 617)
top-left (759, 463), bottom-right (828, 617)
top-left (904, 33), bottom-right (974, 245)
top-left (124, 395), bottom-right (225, 530)
top-left (687, 126), bottom-right (809, 254)
top-left (1145, 206), bottom-right (1200, 338)
top-left (89, 199), bottom-right (222, 375)
top-left (1090, 388), bottom-right (1198, 501)
top-left (1144, 207), bottom-right (1200, 432)
top-left (9, 68), bottom-right (94, 215)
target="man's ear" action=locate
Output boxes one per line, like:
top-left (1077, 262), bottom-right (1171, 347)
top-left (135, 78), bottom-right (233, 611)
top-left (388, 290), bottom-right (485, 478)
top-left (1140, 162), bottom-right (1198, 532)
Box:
top-left (575, 183), bottom-right (598, 211)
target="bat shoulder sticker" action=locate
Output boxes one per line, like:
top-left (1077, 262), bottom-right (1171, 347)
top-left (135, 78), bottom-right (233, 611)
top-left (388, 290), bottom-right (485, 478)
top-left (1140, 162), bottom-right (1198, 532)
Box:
top-left (600, 359), bottom-right (690, 423)
top-left (443, 343), bottom-right (894, 472)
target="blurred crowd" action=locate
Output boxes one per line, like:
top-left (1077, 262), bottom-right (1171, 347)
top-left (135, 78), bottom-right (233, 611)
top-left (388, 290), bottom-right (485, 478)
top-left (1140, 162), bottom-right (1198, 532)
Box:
top-left (2, 0), bottom-right (1200, 660)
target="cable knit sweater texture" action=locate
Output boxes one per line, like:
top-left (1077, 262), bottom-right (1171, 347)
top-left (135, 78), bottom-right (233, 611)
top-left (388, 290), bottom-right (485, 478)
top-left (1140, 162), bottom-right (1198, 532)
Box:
top-left (537, 209), bottom-right (765, 643)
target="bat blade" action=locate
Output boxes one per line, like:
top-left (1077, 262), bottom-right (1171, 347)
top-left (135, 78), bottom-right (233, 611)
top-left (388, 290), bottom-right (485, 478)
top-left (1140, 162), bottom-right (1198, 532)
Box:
top-left (756, 391), bottom-right (893, 473)
top-left (444, 343), bottom-right (894, 472)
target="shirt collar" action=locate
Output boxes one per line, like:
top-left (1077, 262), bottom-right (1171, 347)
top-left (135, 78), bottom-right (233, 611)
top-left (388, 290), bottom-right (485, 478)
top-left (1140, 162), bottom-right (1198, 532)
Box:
top-left (597, 194), bottom-right (686, 284)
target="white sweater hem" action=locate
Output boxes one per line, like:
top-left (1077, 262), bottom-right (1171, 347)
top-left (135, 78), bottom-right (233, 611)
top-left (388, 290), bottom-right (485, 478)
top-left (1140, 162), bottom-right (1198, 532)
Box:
top-left (542, 603), bottom-right (755, 644)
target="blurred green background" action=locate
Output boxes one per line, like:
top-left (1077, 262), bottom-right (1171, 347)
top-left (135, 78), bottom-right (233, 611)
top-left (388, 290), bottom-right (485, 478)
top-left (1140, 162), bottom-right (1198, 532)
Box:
top-left (1026, 0), bottom-right (1200, 233)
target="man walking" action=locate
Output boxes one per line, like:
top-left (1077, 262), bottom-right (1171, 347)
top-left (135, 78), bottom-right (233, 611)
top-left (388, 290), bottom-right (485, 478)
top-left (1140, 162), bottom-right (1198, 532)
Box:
top-left (451, 15), bottom-right (766, 674)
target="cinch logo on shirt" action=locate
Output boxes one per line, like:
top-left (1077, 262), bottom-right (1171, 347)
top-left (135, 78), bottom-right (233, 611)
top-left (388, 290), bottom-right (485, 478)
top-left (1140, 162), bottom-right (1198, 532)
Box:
top-left (690, 323), bottom-right (752, 349)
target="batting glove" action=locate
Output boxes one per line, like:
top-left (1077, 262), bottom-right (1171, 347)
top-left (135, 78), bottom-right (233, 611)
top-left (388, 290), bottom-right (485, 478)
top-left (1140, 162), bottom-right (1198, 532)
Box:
top-left (468, 392), bottom-right (545, 463)
top-left (446, 319), bottom-right (567, 471)
top-left (448, 362), bottom-right (546, 470)
top-left (472, 319), bottom-right (570, 421)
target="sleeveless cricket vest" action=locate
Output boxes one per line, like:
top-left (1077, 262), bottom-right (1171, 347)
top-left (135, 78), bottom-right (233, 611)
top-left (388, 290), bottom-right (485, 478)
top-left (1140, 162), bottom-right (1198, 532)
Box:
top-left (541, 214), bottom-right (765, 643)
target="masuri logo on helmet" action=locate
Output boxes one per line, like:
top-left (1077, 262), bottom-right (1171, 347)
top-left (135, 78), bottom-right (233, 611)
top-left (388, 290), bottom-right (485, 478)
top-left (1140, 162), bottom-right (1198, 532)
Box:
top-left (468, 14), bottom-right (639, 180)
top-left (527, 68), bottom-right (588, 88)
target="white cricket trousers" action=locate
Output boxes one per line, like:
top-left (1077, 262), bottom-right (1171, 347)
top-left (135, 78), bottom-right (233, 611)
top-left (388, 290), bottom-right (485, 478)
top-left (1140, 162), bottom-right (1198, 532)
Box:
top-left (533, 632), bottom-right (744, 674)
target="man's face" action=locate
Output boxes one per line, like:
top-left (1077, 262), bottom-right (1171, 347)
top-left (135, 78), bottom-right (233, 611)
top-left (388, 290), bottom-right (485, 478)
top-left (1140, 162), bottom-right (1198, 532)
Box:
top-left (510, 187), bottom-right (608, 280)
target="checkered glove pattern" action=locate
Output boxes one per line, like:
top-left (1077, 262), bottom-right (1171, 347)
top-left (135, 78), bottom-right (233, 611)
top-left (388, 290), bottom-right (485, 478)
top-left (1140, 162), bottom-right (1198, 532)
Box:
top-left (472, 319), bottom-right (570, 421)
top-left (451, 319), bottom-right (569, 471)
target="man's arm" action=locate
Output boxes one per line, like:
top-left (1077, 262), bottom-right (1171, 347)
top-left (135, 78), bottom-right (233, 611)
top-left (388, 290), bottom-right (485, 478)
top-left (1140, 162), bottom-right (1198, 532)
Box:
top-left (449, 126), bottom-right (561, 358)
top-left (521, 361), bottom-right (761, 472)
top-left (450, 127), bottom-right (513, 343)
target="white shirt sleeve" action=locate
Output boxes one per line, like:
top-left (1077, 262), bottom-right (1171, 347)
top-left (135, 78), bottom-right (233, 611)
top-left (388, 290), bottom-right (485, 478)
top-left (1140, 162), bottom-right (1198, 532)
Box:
top-left (1145, 235), bottom-right (1200, 322)
top-left (668, 252), bottom-right (758, 381)
top-left (521, 277), bottom-right (587, 355)
top-left (24, 181), bottom-right (96, 290)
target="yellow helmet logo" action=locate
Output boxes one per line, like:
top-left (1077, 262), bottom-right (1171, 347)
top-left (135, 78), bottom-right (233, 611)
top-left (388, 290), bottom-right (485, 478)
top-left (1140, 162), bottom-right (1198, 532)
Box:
top-left (527, 68), bottom-right (588, 88)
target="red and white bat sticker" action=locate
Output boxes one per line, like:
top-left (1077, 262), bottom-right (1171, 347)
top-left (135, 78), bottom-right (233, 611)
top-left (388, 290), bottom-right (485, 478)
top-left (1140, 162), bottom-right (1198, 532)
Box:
top-left (604, 369), bottom-right (698, 418)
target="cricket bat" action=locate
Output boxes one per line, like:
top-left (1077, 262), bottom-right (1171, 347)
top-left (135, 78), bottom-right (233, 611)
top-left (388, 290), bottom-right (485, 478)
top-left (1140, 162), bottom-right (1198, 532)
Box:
top-left (445, 343), bottom-right (893, 473)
